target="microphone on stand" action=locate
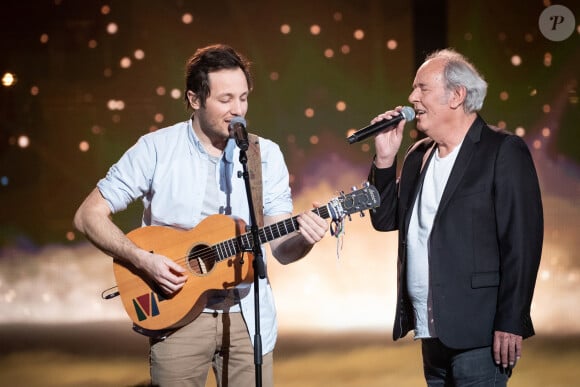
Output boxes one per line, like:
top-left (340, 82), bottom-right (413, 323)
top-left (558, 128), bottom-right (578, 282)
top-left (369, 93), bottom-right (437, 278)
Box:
top-left (347, 106), bottom-right (416, 144)
top-left (229, 116), bottom-right (249, 151)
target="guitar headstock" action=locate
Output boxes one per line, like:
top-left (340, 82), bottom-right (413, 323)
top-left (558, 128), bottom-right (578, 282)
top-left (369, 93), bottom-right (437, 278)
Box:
top-left (328, 182), bottom-right (380, 221)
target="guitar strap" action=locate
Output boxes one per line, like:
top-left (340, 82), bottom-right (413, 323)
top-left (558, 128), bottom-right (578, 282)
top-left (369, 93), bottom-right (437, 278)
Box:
top-left (246, 133), bottom-right (264, 227)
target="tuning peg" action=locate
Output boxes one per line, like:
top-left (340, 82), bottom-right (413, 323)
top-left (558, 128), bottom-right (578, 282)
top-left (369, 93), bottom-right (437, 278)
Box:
top-left (359, 211), bottom-right (365, 217)
top-left (362, 181), bottom-right (370, 188)
top-left (351, 185), bottom-right (357, 192)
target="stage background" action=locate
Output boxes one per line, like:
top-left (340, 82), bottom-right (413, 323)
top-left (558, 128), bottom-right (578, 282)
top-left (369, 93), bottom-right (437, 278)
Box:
top-left (0, 1), bottom-right (578, 386)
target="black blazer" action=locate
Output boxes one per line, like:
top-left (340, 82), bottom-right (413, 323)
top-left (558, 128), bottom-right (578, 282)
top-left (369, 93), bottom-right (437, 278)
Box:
top-left (369, 116), bottom-right (543, 349)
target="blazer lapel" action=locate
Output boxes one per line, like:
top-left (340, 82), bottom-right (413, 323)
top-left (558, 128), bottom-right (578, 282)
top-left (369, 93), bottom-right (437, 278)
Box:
top-left (402, 141), bottom-right (437, 236)
top-left (436, 117), bottom-right (485, 216)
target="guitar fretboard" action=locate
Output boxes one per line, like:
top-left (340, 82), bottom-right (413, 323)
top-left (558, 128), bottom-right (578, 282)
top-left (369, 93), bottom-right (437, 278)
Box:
top-left (213, 205), bottom-right (331, 261)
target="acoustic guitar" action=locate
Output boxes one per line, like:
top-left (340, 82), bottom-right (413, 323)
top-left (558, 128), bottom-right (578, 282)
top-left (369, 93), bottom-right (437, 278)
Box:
top-left (112, 184), bottom-right (380, 335)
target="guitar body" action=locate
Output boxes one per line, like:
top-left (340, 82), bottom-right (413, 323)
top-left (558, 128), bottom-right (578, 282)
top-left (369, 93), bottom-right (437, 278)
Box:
top-left (113, 214), bottom-right (253, 332)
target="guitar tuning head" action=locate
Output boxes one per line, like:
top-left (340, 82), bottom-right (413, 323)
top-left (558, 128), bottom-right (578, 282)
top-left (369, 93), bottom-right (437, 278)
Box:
top-left (359, 211), bottom-right (365, 217)
top-left (351, 185), bottom-right (357, 192)
top-left (362, 181), bottom-right (370, 188)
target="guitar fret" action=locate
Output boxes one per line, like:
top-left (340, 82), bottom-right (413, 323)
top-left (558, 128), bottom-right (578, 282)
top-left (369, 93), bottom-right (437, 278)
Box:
top-left (231, 238), bottom-right (240, 255)
top-left (242, 234), bottom-right (252, 251)
top-left (218, 242), bottom-right (227, 260)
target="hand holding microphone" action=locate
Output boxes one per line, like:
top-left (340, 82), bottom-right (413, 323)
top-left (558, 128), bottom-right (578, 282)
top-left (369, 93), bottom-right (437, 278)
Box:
top-left (347, 106), bottom-right (415, 144)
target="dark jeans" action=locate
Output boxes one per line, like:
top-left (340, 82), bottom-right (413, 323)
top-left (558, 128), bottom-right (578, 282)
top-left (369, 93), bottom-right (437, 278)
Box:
top-left (421, 338), bottom-right (511, 387)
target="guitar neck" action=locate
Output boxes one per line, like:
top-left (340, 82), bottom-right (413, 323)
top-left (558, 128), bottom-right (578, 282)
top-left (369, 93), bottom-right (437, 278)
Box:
top-left (257, 205), bottom-right (331, 244)
top-left (214, 205), bottom-right (331, 261)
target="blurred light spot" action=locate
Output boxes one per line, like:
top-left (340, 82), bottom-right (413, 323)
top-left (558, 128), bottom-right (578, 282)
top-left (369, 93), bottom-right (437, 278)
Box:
top-left (333, 12), bottom-right (343, 21)
top-left (529, 89), bottom-right (538, 96)
top-left (79, 141), bottom-right (90, 152)
top-left (101, 5), bottom-right (110, 15)
top-left (511, 55), bottom-right (522, 66)
top-left (280, 24), bottom-right (291, 34)
top-left (91, 125), bottom-right (102, 134)
top-left (182, 13), bottom-right (193, 24)
top-left (88, 39), bottom-right (98, 49)
top-left (156, 86), bottom-right (166, 96)
top-left (340, 45), bottom-right (350, 54)
top-left (542, 127), bottom-right (551, 137)
top-left (464, 32), bottom-right (472, 41)
top-left (305, 108), bottom-right (315, 118)
top-left (524, 33), bottom-right (534, 42)
top-left (120, 57), bottom-right (131, 68)
top-left (324, 48), bottom-right (334, 58)
top-left (1, 176), bottom-right (9, 186)
top-left (515, 126), bottom-right (526, 136)
top-left (2, 72), bottom-right (16, 87)
top-left (149, 125), bottom-right (158, 132)
top-left (499, 91), bottom-right (509, 101)
top-left (4, 289), bottom-right (16, 303)
top-left (30, 86), bottom-right (39, 96)
top-left (336, 101), bottom-right (346, 111)
top-left (497, 121), bottom-right (507, 129)
top-left (18, 135), bottom-right (30, 148)
top-left (66, 231), bottom-right (75, 241)
top-left (361, 143), bottom-right (370, 152)
top-left (533, 140), bottom-right (541, 149)
top-left (134, 49), bottom-right (145, 60)
top-left (106, 22), bottom-right (118, 34)
top-left (386, 39), bottom-right (398, 50)
top-left (107, 99), bottom-right (125, 110)
top-left (269, 72), bottom-right (279, 81)
top-left (154, 113), bottom-right (164, 123)
top-left (112, 114), bottom-right (121, 123)
top-left (543, 104), bottom-right (551, 113)
top-left (309, 135), bottom-right (319, 145)
top-left (409, 129), bottom-right (418, 139)
top-left (40, 33), bottom-right (49, 44)
top-left (544, 52), bottom-right (552, 67)
top-left (353, 29), bottom-right (365, 40)
top-left (498, 32), bottom-right (507, 41)
top-left (310, 24), bottom-right (321, 35)
top-left (346, 128), bottom-right (356, 137)
top-left (170, 88), bottom-right (181, 99)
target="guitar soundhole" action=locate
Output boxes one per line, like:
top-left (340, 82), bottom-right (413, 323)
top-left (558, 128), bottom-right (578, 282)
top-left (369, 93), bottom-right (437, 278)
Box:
top-left (187, 244), bottom-right (216, 275)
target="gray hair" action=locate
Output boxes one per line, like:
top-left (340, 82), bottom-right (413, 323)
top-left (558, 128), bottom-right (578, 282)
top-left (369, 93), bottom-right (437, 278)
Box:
top-left (426, 49), bottom-right (488, 113)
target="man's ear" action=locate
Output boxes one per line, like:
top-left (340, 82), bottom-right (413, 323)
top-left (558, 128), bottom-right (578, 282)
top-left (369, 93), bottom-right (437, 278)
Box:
top-left (449, 86), bottom-right (467, 110)
top-left (187, 90), bottom-right (200, 110)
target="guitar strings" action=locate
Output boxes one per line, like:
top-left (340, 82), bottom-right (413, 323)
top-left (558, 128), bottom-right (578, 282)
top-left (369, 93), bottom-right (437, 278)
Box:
top-left (159, 206), bottom-right (331, 271)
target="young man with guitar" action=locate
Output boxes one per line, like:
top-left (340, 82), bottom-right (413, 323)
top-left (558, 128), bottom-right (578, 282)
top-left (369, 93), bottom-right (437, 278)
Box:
top-left (73, 44), bottom-right (330, 387)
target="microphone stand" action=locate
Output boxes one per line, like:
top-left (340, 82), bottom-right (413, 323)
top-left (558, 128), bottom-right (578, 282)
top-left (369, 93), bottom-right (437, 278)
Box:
top-left (237, 145), bottom-right (266, 387)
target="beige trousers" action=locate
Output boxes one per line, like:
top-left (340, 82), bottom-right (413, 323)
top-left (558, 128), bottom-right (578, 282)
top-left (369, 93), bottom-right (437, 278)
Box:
top-left (150, 312), bottom-right (273, 387)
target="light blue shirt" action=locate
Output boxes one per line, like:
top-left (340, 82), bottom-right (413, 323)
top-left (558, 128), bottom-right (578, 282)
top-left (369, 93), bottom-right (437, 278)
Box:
top-left (97, 119), bottom-right (293, 354)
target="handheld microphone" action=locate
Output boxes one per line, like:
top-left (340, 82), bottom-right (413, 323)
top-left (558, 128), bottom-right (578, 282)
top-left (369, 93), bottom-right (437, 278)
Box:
top-left (347, 106), bottom-right (416, 144)
top-left (229, 116), bottom-right (249, 151)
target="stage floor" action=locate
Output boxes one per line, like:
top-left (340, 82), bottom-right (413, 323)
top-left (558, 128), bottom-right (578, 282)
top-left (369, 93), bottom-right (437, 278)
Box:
top-left (1, 322), bottom-right (579, 386)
